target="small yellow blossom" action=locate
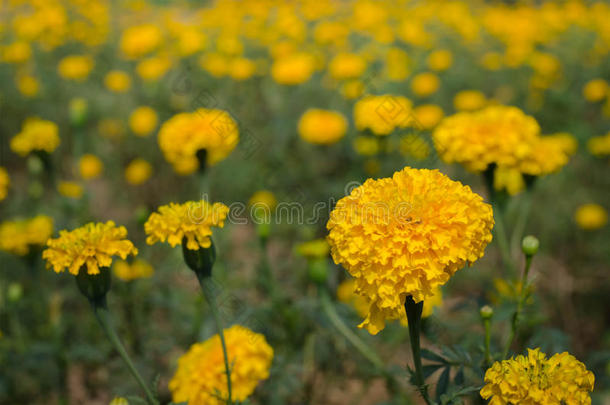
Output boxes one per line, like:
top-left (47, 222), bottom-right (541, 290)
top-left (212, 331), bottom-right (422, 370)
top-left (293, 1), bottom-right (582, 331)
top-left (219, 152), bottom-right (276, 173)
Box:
top-left (109, 397), bottom-right (129, 405)
top-left (43, 221), bottom-right (138, 275)
top-left (427, 50), bottom-right (453, 71)
top-left (136, 56), bottom-right (171, 82)
top-left (57, 181), bottom-right (83, 199)
top-left (120, 24), bottom-right (162, 59)
top-left (0, 168), bottom-right (9, 201)
top-left (16, 74), bottom-right (40, 97)
top-left (129, 106), bottom-right (158, 137)
top-left (144, 200), bottom-right (230, 250)
top-left (582, 78), bottom-right (607, 102)
top-left (229, 57), bottom-right (256, 81)
top-left (453, 90), bottom-right (487, 111)
top-left (385, 47), bottom-right (411, 81)
top-left (354, 95), bottom-right (413, 135)
top-left (79, 154), bottom-right (103, 180)
top-left (574, 203), bottom-right (608, 230)
top-left (113, 259), bottom-right (154, 281)
top-left (1, 41), bottom-right (31, 64)
top-left (298, 109), bottom-right (348, 145)
top-left (353, 136), bottom-right (380, 156)
top-left (271, 53), bottom-right (315, 85)
top-left (0, 216), bottom-right (54, 256)
top-left (587, 132), bottom-right (610, 156)
top-left (11, 118), bottom-right (60, 157)
top-left (169, 325), bottom-right (273, 405)
top-left (104, 70), bottom-right (131, 93)
top-left (295, 239), bottom-right (330, 259)
top-left (57, 55), bottom-right (94, 82)
top-left (412, 104), bottom-right (444, 130)
top-left (328, 53), bottom-right (367, 80)
top-left (411, 72), bottom-right (440, 97)
top-left (125, 158), bottom-right (153, 185)
top-left (249, 191), bottom-right (278, 213)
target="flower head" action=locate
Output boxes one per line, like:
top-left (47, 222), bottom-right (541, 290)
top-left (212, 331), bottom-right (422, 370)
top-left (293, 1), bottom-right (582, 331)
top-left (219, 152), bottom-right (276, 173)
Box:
top-left (57, 55), bottom-right (94, 81)
top-left (0, 167), bottom-right (9, 201)
top-left (158, 109), bottom-right (239, 174)
top-left (79, 154), bottom-right (104, 180)
top-left (120, 24), bottom-right (162, 59)
top-left (298, 109), bottom-right (348, 145)
top-left (295, 239), bottom-right (330, 259)
top-left (58, 181), bottom-right (83, 199)
top-left (271, 52), bottom-right (315, 85)
top-left (0, 215), bottom-right (54, 256)
top-left (144, 200), bottom-right (229, 250)
top-left (327, 167), bottom-right (493, 334)
top-left (587, 132), bottom-right (610, 157)
top-left (129, 106), bottom-right (158, 137)
top-left (104, 70), bottom-right (131, 93)
top-left (43, 221), bottom-right (138, 275)
top-left (169, 325), bottom-right (273, 405)
top-left (574, 203), bottom-right (607, 230)
top-left (11, 118), bottom-right (60, 156)
top-left (480, 348), bottom-right (594, 404)
top-left (354, 95), bottom-right (413, 136)
top-left (411, 72), bottom-right (440, 97)
top-left (113, 259), bottom-right (154, 281)
top-left (125, 158), bottom-right (153, 185)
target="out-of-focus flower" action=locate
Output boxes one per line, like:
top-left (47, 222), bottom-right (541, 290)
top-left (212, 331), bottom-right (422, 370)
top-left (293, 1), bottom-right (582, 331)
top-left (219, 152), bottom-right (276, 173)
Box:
top-left (129, 106), bottom-right (158, 137)
top-left (399, 134), bottom-right (430, 160)
top-left (574, 204), bottom-right (608, 230)
top-left (295, 239), bottom-right (329, 260)
top-left (271, 53), bottom-right (315, 85)
top-left (493, 166), bottom-right (526, 196)
top-left (11, 118), bottom-right (60, 157)
top-left (587, 132), bottom-right (610, 156)
top-left (341, 79), bottom-right (365, 99)
top-left (104, 70), bottom-right (131, 93)
top-left (353, 136), bottom-right (380, 156)
top-left (0, 215), bottom-right (54, 256)
top-left (98, 119), bottom-right (125, 140)
top-left (43, 221), bottom-right (137, 275)
top-left (136, 56), bottom-right (171, 82)
top-left (113, 259), bottom-right (154, 281)
top-left (582, 78), bottom-right (607, 102)
top-left (125, 158), bottom-right (153, 185)
top-left (57, 55), bottom-right (94, 81)
top-left (144, 200), bottom-right (229, 250)
top-left (0, 168), bottom-right (9, 201)
top-left (57, 181), bottom-right (83, 199)
top-left (16, 74), bottom-right (40, 97)
top-left (481, 348), bottom-right (594, 404)
top-left (327, 167), bottom-right (494, 334)
top-left (109, 398), bottom-right (129, 405)
top-left (249, 191), bottom-right (277, 213)
top-left (298, 109), bottom-right (347, 145)
top-left (354, 95), bottom-right (413, 135)
top-left (328, 53), bottom-right (367, 80)
top-left (79, 154), bottom-right (103, 180)
top-left (411, 72), bottom-right (440, 97)
top-left (412, 104), bottom-right (444, 130)
top-left (427, 49), bottom-right (453, 71)
top-left (229, 57), bottom-right (256, 81)
top-left (169, 325), bottom-right (273, 405)
top-left (69, 98), bottom-right (88, 127)
top-left (453, 90), bottom-right (487, 111)
top-left (120, 24), bottom-right (162, 59)
top-left (200, 53), bottom-right (229, 77)
top-left (158, 109), bottom-right (239, 174)
top-left (1, 41), bottom-right (31, 64)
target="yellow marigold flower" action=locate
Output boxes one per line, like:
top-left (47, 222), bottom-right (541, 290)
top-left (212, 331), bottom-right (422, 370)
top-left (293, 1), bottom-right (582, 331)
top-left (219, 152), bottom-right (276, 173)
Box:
top-left (582, 78), bottom-right (607, 102)
top-left (0, 215), bottom-right (53, 256)
top-left (271, 53), bottom-right (315, 85)
top-left (158, 109), bottom-right (239, 174)
top-left (11, 118), bottom-right (60, 157)
top-left (113, 259), bottom-right (154, 281)
top-left (412, 104), bottom-right (444, 130)
top-left (169, 325), bottom-right (273, 405)
top-left (104, 70), bottom-right (131, 93)
top-left (136, 56), bottom-right (171, 82)
top-left (399, 134), bottom-right (430, 161)
top-left (16, 74), bottom-right (40, 97)
top-left (328, 52), bottom-right (367, 80)
top-left (549, 132), bottom-right (578, 155)
top-left (574, 203), bottom-right (608, 231)
top-left (249, 191), bottom-right (277, 212)
top-left (1, 41), bottom-right (31, 64)
top-left (229, 57), bottom-right (256, 81)
top-left (433, 106), bottom-right (540, 172)
top-left (353, 136), bottom-right (380, 156)
top-left (295, 239), bottom-right (330, 259)
top-left (453, 90), bottom-right (487, 111)
top-left (129, 106), bottom-right (158, 137)
top-left (340, 79), bottom-right (365, 100)
top-left (57, 55), bottom-right (94, 82)
top-left (125, 158), bottom-right (153, 185)
top-left (326, 167), bottom-right (494, 334)
top-left (0, 167), bottom-right (9, 202)
top-left (587, 132), bottom-right (610, 156)
top-left (298, 108), bottom-right (348, 145)
top-left (481, 348), bottom-right (594, 404)
top-left (79, 154), bottom-right (103, 180)
top-left (426, 49), bottom-right (453, 72)
top-left (57, 181), bottom-right (83, 199)
top-left (43, 221), bottom-right (138, 275)
top-left (518, 135), bottom-right (573, 176)
top-left (385, 47), bottom-right (411, 81)
top-left (109, 397), bottom-right (129, 405)
top-left (200, 53), bottom-right (229, 77)
top-left (411, 72), bottom-right (440, 97)
top-left (120, 24), bottom-right (162, 59)
top-left (144, 200), bottom-right (229, 250)
top-left (354, 95), bottom-right (413, 136)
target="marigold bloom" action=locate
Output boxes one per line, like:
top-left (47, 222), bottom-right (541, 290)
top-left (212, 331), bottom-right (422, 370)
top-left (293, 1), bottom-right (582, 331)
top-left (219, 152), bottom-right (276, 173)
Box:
top-left (271, 53), bottom-right (315, 85)
top-left (298, 109), bottom-right (348, 145)
top-left (354, 95), bottom-right (413, 136)
top-left (1, 41), bottom-right (31, 64)
top-left (249, 191), bottom-right (277, 213)
top-left (79, 154), bottom-right (103, 180)
top-left (412, 104), bottom-right (444, 130)
top-left (328, 52), bottom-right (367, 80)
top-left (16, 74), bottom-right (40, 97)
top-left (136, 56), bottom-right (171, 82)
top-left (104, 70), bottom-right (131, 93)
top-left (144, 200), bottom-right (229, 250)
top-left (0, 167), bottom-right (9, 201)
top-left (120, 24), bottom-right (162, 59)
top-left (229, 57), bottom-right (256, 81)
top-left (353, 136), bottom-right (380, 156)
top-left (125, 158), bottom-right (153, 185)
top-left (453, 90), bottom-right (487, 111)
top-left (43, 221), bottom-right (137, 275)
top-left (574, 203), bottom-right (608, 230)
top-left (113, 259), bottom-right (154, 281)
top-left (57, 55), bottom-right (94, 81)
top-left (11, 118), bottom-right (60, 157)
top-left (158, 109), bottom-right (239, 174)
top-left (587, 132), bottom-right (610, 156)
top-left (582, 78), bottom-right (607, 102)
top-left (411, 72), bottom-right (440, 97)
top-left (327, 167), bottom-right (494, 334)
top-left (169, 325), bottom-right (273, 405)
top-left (58, 181), bottom-right (83, 199)
top-left (480, 348), bottom-right (594, 404)
top-left (426, 49), bottom-right (453, 71)
top-left (129, 106), bottom-right (158, 137)
top-left (296, 239), bottom-right (330, 259)
top-left (0, 215), bottom-right (53, 256)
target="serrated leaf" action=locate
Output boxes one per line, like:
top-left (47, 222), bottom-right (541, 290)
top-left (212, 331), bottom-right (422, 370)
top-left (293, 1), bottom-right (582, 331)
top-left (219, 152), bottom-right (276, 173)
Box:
top-left (436, 367), bottom-right (450, 400)
top-left (421, 348), bottom-right (448, 364)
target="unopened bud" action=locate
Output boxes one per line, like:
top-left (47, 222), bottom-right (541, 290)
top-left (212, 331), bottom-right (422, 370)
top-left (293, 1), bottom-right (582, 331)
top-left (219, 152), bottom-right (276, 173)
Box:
top-left (480, 305), bottom-right (493, 320)
top-left (521, 235), bottom-right (539, 257)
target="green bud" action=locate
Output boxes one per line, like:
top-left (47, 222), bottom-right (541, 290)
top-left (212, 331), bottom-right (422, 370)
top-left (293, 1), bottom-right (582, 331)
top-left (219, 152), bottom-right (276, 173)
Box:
top-left (7, 282), bottom-right (23, 302)
top-left (308, 258), bottom-right (328, 284)
top-left (109, 397), bottom-right (129, 405)
top-left (76, 267), bottom-right (111, 307)
top-left (522, 235), bottom-right (540, 257)
top-left (256, 222), bottom-right (271, 240)
top-left (480, 305), bottom-right (493, 320)
top-left (182, 238), bottom-right (215, 279)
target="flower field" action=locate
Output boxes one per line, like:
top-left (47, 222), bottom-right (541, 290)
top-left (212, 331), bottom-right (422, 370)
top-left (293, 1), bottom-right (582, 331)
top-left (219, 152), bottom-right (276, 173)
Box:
top-left (1, 1), bottom-right (609, 404)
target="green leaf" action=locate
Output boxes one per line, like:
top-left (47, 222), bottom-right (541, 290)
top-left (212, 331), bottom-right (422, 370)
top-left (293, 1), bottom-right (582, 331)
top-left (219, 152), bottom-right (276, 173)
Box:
top-left (454, 366), bottom-right (464, 386)
top-left (436, 367), bottom-right (450, 400)
top-left (421, 348), bottom-right (448, 364)
top-left (423, 364), bottom-right (444, 379)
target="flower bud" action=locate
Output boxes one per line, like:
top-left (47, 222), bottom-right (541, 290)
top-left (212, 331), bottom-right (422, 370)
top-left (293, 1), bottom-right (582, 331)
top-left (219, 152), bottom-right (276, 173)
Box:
top-left (182, 238), bottom-right (216, 279)
top-left (521, 235), bottom-right (539, 257)
top-left (109, 397), bottom-right (129, 405)
top-left (76, 267), bottom-right (111, 307)
top-left (480, 305), bottom-right (493, 320)
top-left (256, 222), bottom-right (271, 240)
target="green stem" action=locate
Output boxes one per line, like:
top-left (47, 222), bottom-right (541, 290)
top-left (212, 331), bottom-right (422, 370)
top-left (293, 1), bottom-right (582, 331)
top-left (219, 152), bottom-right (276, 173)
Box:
top-left (483, 318), bottom-right (492, 367)
top-left (502, 255), bottom-right (533, 358)
top-left (493, 204), bottom-right (514, 274)
top-left (404, 296), bottom-right (432, 405)
top-left (92, 303), bottom-right (158, 405)
top-left (510, 193), bottom-right (532, 258)
top-left (319, 289), bottom-right (384, 370)
top-left (197, 276), bottom-right (233, 405)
